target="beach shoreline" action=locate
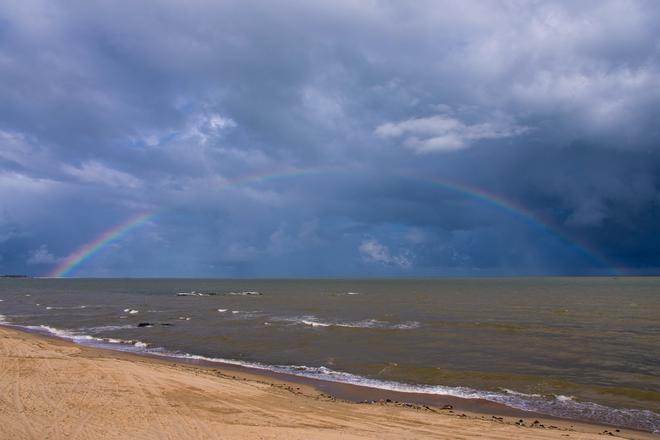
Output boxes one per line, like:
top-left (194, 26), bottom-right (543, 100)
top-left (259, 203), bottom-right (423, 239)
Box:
top-left (1, 325), bottom-right (654, 439)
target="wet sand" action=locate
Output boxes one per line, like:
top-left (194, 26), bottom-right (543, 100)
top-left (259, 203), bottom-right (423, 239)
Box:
top-left (0, 326), bottom-right (654, 439)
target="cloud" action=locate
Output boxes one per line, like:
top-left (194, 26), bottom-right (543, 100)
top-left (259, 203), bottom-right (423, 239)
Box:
top-left (180, 112), bottom-right (237, 144)
top-left (63, 161), bottom-right (142, 189)
top-left (27, 244), bottom-right (57, 265)
top-left (359, 239), bottom-right (412, 268)
top-left (375, 113), bottom-right (528, 153)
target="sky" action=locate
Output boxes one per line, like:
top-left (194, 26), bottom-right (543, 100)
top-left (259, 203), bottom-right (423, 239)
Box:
top-left (1, 0), bottom-right (660, 277)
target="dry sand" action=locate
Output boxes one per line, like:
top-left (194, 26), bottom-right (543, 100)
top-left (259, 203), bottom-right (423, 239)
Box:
top-left (0, 326), bottom-right (654, 440)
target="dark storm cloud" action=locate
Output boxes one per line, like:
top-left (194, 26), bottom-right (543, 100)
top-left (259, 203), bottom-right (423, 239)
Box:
top-left (1, 0), bottom-right (659, 276)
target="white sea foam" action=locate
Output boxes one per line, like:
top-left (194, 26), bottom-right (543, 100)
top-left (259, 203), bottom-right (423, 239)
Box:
top-left (275, 315), bottom-right (420, 330)
top-left (7, 322), bottom-right (151, 350)
top-left (335, 319), bottom-right (381, 328)
top-left (301, 319), bottom-right (331, 327)
top-left (177, 290), bottom-right (261, 296)
top-left (36, 325), bottom-right (98, 342)
top-left (346, 320), bottom-right (420, 330)
top-left (176, 291), bottom-right (211, 296)
top-left (346, 292), bottom-right (360, 295)
top-left (217, 309), bottom-right (228, 313)
top-left (500, 388), bottom-right (542, 398)
top-left (45, 305), bottom-right (88, 310)
top-left (392, 321), bottom-right (421, 330)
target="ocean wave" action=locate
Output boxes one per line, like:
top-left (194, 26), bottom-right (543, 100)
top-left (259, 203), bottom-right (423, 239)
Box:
top-left (45, 305), bottom-right (88, 310)
top-left (176, 291), bottom-right (212, 297)
top-left (499, 388), bottom-right (542, 398)
top-left (274, 316), bottom-right (420, 330)
top-left (391, 321), bottom-right (421, 330)
top-left (177, 290), bottom-right (262, 296)
top-left (3, 321), bottom-right (151, 350)
top-left (301, 319), bottom-right (331, 327)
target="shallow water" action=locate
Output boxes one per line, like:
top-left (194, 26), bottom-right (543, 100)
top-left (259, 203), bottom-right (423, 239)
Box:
top-left (0, 277), bottom-right (658, 431)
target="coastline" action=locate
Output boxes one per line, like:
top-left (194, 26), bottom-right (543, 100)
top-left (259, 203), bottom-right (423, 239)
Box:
top-left (1, 325), bottom-right (654, 439)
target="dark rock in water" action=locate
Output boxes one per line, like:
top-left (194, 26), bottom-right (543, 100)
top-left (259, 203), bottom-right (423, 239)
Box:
top-left (137, 322), bottom-right (153, 327)
top-left (160, 323), bottom-right (173, 326)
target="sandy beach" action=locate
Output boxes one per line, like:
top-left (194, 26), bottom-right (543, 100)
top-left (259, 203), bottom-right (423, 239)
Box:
top-left (0, 326), bottom-right (654, 440)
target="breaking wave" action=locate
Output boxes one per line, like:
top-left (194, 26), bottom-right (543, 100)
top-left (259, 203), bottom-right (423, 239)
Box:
top-left (272, 315), bottom-right (420, 330)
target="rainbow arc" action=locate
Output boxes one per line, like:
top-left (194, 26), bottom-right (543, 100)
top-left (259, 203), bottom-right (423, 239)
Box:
top-left (47, 212), bottom-right (155, 277)
top-left (47, 168), bottom-right (622, 277)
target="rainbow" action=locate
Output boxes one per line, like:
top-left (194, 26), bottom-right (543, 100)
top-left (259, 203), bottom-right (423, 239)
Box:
top-left (47, 167), bottom-right (622, 277)
top-left (44, 168), bottom-right (334, 278)
top-left (225, 169), bottom-right (622, 273)
top-left (415, 177), bottom-right (623, 274)
top-left (47, 211), bottom-right (156, 278)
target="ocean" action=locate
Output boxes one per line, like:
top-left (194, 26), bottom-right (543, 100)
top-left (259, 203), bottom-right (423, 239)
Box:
top-left (0, 277), bottom-right (658, 432)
